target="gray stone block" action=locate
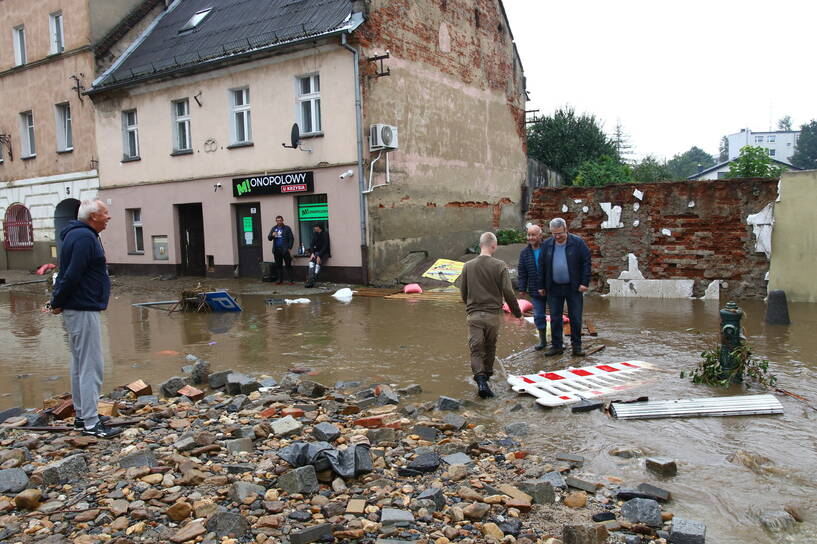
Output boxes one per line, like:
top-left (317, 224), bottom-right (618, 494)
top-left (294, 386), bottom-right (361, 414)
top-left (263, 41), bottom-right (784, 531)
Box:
top-left (442, 413), bottom-right (466, 430)
top-left (227, 373), bottom-right (260, 395)
top-left (259, 377), bottom-right (278, 388)
top-left (436, 396), bottom-right (461, 411)
top-left (504, 422), bottom-right (529, 436)
top-left (555, 452), bottom-right (585, 466)
top-left (205, 511), bottom-right (250, 538)
top-left (118, 450), bottom-right (157, 469)
top-left (669, 518), bottom-right (706, 544)
top-left (541, 471), bottom-right (567, 489)
top-left (518, 479), bottom-right (556, 504)
top-left (562, 523), bottom-right (608, 544)
top-left (289, 523), bottom-right (333, 544)
top-left (381, 508), bottom-right (415, 526)
top-left (412, 424), bottom-right (440, 442)
top-left (565, 476), bottom-right (598, 493)
top-left (159, 376), bottom-right (188, 398)
top-left (271, 415), bottom-right (302, 437)
top-left (416, 487), bottom-right (446, 511)
top-left (277, 466), bottom-right (318, 494)
top-left (208, 369), bottom-right (234, 389)
top-left (297, 380), bottom-right (328, 398)
top-left (406, 452), bottom-right (441, 473)
top-left (441, 452), bottom-right (473, 466)
top-left (397, 384), bottom-right (423, 395)
top-left (227, 394), bottom-right (249, 413)
top-left (621, 497), bottom-right (662, 527)
top-left (41, 454), bottom-right (87, 485)
top-left (0, 468), bottom-right (29, 493)
top-left (312, 422), bottom-right (340, 442)
top-left (225, 438), bottom-right (254, 454)
top-left (136, 395), bottom-right (159, 406)
top-left (367, 427), bottom-right (397, 444)
top-left (191, 360), bottom-right (210, 384)
top-left (229, 481), bottom-right (266, 502)
top-left (173, 436), bottom-right (197, 452)
top-left (646, 457), bottom-right (678, 477)
top-left (637, 482), bottom-right (671, 502)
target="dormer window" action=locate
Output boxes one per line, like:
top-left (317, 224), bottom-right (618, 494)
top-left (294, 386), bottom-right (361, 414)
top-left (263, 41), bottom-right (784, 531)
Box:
top-left (179, 8), bottom-right (212, 33)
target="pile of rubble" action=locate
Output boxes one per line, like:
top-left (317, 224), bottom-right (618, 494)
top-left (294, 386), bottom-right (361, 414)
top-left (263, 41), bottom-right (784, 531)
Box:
top-left (0, 356), bottom-right (706, 544)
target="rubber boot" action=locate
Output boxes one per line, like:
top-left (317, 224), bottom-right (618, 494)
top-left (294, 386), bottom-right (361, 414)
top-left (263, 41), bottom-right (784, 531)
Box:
top-left (534, 329), bottom-right (547, 351)
top-left (475, 375), bottom-right (495, 399)
top-left (304, 267), bottom-right (315, 288)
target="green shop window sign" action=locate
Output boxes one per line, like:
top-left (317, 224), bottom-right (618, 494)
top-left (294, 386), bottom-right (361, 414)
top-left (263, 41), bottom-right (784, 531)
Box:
top-left (242, 216), bottom-right (253, 232)
top-left (299, 203), bottom-right (329, 221)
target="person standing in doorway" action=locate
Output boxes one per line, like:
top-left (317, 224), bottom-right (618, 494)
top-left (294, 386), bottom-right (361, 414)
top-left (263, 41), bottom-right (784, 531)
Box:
top-left (268, 215), bottom-right (294, 285)
top-left (518, 224), bottom-right (548, 350)
top-left (305, 223), bottom-right (330, 288)
top-left (460, 232), bottom-right (522, 398)
top-left (538, 217), bottom-right (591, 357)
top-left (49, 199), bottom-right (122, 438)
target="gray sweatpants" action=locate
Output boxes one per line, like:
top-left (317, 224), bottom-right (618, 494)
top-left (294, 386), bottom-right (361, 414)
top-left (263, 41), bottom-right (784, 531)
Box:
top-left (63, 310), bottom-right (104, 429)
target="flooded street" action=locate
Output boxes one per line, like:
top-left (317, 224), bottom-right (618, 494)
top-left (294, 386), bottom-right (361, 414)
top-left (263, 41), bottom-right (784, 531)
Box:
top-left (1, 282), bottom-right (816, 543)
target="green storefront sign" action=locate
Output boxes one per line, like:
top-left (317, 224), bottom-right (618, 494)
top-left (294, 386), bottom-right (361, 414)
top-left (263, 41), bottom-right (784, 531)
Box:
top-left (298, 203), bottom-right (328, 221)
top-left (242, 217), bottom-right (253, 232)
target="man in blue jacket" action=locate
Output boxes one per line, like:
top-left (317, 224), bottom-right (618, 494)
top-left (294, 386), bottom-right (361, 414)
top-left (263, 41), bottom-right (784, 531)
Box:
top-left (268, 215), bottom-right (294, 285)
top-left (537, 217), bottom-right (592, 357)
top-left (50, 199), bottom-right (122, 438)
top-left (517, 224), bottom-right (548, 350)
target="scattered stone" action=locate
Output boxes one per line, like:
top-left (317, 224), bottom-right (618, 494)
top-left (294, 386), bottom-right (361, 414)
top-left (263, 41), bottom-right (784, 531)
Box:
top-left (541, 470), bottom-right (567, 489)
top-left (40, 454), bottom-right (87, 485)
top-left (518, 479), bottom-right (556, 504)
top-left (381, 508), bottom-right (415, 526)
top-left (564, 491), bottom-right (587, 508)
top-left (225, 437), bottom-right (253, 454)
top-left (442, 413), bottom-right (466, 430)
top-left (646, 457), bottom-right (678, 477)
top-left (208, 369), bottom-right (234, 389)
top-left (592, 511), bottom-right (616, 522)
top-left (621, 498), bottom-right (662, 527)
top-left (571, 399), bottom-right (604, 412)
top-left (482, 522), bottom-right (505, 539)
top-left (271, 415), bottom-right (303, 436)
top-left (367, 427), bottom-right (397, 444)
top-left (118, 450), bottom-right (157, 469)
top-left (637, 482), bottom-right (671, 502)
top-left (346, 498), bottom-right (367, 514)
top-left (312, 422), bottom-right (340, 442)
top-left (758, 510), bottom-right (796, 532)
top-left (556, 452), bottom-right (585, 466)
top-left (462, 502), bottom-right (491, 520)
top-left (205, 511), bottom-right (250, 538)
top-left (609, 446), bottom-right (642, 458)
top-left (14, 488), bottom-right (41, 510)
top-left (166, 502), bottom-right (192, 521)
top-left (436, 396), bottom-right (462, 411)
top-left (417, 487), bottom-right (446, 510)
top-left (297, 380), bottom-right (328, 398)
top-left (397, 384), bottom-right (423, 395)
top-left (171, 520), bottom-right (207, 543)
top-left (504, 422), bottom-right (529, 436)
top-left (226, 373), bottom-right (260, 395)
top-left (230, 481), bottom-right (265, 502)
top-left (191, 359), bottom-right (211, 384)
top-left (403, 452), bottom-right (441, 474)
top-left (290, 523), bottom-right (334, 544)
top-left (0, 468), bottom-right (29, 493)
top-left (278, 466), bottom-right (319, 494)
top-left (160, 376), bottom-right (188, 397)
top-left (669, 518), bottom-right (706, 544)
top-left (563, 523), bottom-right (608, 544)
top-left (413, 424), bottom-right (440, 442)
top-left (565, 476), bottom-right (599, 493)
top-left (441, 452), bottom-right (472, 466)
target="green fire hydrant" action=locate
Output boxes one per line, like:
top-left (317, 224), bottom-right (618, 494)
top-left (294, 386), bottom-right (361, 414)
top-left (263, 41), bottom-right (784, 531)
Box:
top-left (719, 301), bottom-right (744, 380)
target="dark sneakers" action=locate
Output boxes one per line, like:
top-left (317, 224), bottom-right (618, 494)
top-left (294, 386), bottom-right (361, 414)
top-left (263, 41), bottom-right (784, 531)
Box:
top-left (73, 415), bottom-right (111, 430)
top-left (82, 421), bottom-right (123, 438)
top-left (572, 346), bottom-right (586, 357)
top-left (544, 346), bottom-right (565, 356)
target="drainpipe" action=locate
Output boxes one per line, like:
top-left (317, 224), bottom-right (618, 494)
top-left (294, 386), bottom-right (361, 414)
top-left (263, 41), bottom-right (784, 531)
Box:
top-left (342, 31), bottom-right (369, 285)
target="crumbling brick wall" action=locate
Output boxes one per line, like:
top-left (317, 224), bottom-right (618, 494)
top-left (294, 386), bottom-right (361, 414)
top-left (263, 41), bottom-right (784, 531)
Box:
top-left (527, 179), bottom-right (779, 298)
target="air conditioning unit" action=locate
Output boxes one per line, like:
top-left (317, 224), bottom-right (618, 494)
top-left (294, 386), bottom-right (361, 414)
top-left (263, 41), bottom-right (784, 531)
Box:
top-left (370, 124), bottom-right (398, 151)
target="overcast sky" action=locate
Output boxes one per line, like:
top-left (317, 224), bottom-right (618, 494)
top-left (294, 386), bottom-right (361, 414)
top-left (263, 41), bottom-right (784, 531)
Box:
top-left (503, 0), bottom-right (817, 161)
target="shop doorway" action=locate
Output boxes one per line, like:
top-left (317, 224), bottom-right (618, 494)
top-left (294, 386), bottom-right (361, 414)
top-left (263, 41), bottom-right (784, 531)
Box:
top-left (177, 203), bottom-right (205, 276)
top-left (235, 202), bottom-right (262, 277)
top-left (54, 198), bottom-right (80, 258)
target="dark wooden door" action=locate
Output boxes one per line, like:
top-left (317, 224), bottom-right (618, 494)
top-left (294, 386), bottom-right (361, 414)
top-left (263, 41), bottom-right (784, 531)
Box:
top-left (178, 203), bottom-right (205, 276)
top-left (235, 202), bottom-right (262, 277)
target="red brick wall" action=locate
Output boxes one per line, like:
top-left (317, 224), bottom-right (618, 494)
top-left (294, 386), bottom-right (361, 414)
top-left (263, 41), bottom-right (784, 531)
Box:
top-left (527, 179), bottom-right (779, 298)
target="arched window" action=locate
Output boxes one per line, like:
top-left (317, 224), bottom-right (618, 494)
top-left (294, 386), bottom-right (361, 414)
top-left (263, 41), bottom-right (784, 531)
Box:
top-left (3, 203), bottom-right (34, 250)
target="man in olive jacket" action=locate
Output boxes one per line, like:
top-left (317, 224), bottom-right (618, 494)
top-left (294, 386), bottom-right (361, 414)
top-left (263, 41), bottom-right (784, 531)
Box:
top-left (460, 232), bottom-right (522, 398)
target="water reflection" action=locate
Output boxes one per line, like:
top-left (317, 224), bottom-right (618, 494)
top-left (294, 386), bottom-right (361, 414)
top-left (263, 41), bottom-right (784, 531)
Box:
top-left (0, 290), bottom-right (816, 542)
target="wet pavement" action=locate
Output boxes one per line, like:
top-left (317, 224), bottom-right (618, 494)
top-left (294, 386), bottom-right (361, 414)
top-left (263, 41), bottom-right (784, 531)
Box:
top-left (1, 277), bottom-right (816, 543)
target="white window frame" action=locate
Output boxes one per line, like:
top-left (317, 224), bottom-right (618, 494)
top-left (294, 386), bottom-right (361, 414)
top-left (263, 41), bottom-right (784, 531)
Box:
top-left (55, 102), bottom-right (73, 151)
top-left (296, 74), bottom-right (321, 135)
top-left (13, 25), bottom-right (26, 66)
top-left (49, 11), bottom-right (64, 54)
top-left (769, 148), bottom-right (776, 157)
top-left (128, 208), bottom-right (144, 253)
top-left (767, 135), bottom-right (776, 143)
top-left (180, 8), bottom-right (212, 32)
top-left (122, 109), bottom-right (139, 159)
top-left (229, 87), bottom-right (251, 144)
top-left (172, 99), bottom-right (191, 152)
top-left (754, 135), bottom-right (764, 143)
top-left (19, 111), bottom-right (35, 157)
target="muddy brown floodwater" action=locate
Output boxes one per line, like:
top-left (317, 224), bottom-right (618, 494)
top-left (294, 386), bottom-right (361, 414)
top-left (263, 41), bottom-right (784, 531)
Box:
top-left (1, 280), bottom-right (816, 543)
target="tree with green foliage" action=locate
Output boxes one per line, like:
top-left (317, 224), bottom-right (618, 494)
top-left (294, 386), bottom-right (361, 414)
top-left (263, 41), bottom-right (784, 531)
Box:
top-left (719, 136), bottom-right (729, 162)
top-left (727, 146), bottom-right (785, 178)
top-left (574, 155), bottom-right (633, 187)
top-left (527, 107), bottom-right (619, 184)
top-left (777, 115), bottom-right (792, 131)
top-left (666, 146), bottom-right (716, 179)
top-left (790, 120), bottom-right (817, 170)
top-left (632, 155), bottom-right (671, 183)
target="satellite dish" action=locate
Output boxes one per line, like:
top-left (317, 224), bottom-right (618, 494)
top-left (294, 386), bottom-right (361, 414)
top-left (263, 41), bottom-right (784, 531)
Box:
top-left (282, 123), bottom-right (300, 149)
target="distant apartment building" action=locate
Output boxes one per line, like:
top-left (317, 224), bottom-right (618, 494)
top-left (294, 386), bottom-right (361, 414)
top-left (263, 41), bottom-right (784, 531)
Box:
top-left (87, 0), bottom-right (528, 283)
top-left (727, 128), bottom-right (800, 165)
top-left (0, 0), bottom-right (164, 270)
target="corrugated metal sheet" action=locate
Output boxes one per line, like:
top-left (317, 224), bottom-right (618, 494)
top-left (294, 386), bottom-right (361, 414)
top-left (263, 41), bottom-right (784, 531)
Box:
top-left (611, 394), bottom-right (784, 420)
top-left (97, 0), bottom-right (353, 88)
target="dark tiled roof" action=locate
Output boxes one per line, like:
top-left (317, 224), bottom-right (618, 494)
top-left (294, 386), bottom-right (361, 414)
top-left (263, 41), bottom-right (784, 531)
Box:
top-left (94, 0), bottom-right (356, 90)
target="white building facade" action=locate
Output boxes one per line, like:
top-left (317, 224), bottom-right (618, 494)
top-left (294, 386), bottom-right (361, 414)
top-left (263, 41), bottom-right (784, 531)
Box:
top-left (727, 129), bottom-right (800, 165)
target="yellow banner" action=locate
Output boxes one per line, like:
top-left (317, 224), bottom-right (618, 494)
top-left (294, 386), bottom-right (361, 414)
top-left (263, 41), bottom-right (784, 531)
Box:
top-left (422, 258), bottom-right (465, 283)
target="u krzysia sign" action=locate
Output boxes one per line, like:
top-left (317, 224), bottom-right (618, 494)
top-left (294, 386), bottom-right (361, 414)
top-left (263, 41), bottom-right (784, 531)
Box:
top-left (232, 170), bottom-right (314, 197)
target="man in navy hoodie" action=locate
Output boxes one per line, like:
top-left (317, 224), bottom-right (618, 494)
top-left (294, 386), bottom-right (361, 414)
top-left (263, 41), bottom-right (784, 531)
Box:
top-left (50, 199), bottom-right (121, 438)
top-left (538, 217), bottom-right (592, 357)
top-left (517, 224), bottom-right (548, 350)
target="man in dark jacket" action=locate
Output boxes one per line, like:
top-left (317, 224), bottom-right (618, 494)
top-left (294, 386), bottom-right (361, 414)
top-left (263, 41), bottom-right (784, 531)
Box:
top-left (305, 223), bottom-right (330, 288)
top-left (517, 224), bottom-right (548, 350)
top-left (267, 215), bottom-right (294, 285)
top-left (537, 217), bottom-right (592, 357)
top-left (50, 199), bottom-right (122, 438)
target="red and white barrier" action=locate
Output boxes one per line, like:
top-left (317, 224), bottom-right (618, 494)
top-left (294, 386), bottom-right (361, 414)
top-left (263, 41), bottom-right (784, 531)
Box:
top-left (507, 360), bottom-right (654, 407)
